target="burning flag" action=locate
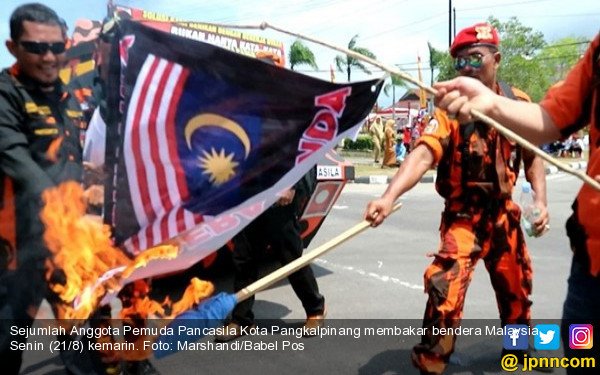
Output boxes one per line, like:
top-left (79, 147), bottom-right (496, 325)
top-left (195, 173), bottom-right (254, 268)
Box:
top-left (41, 182), bottom-right (214, 322)
top-left (38, 19), bottom-right (382, 360)
top-left (101, 20), bottom-right (382, 281)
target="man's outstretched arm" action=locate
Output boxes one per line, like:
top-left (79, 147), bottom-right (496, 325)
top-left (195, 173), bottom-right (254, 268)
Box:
top-left (433, 77), bottom-right (561, 145)
top-left (364, 144), bottom-right (434, 227)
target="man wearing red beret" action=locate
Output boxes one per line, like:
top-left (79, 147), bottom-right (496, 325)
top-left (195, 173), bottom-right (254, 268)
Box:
top-left (365, 22), bottom-right (549, 374)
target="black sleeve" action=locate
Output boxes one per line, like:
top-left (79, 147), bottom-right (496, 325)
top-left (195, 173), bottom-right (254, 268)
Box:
top-left (291, 166), bottom-right (318, 218)
top-left (0, 84), bottom-right (28, 153)
top-left (1, 146), bottom-right (55, 197)
top-left (0, 86), bottom-right (55, 198)
top-left (292, 166), bottom-right (317, 200)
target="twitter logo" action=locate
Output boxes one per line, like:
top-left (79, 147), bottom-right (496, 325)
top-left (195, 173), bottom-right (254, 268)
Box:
top-left (534, 324), bottom-right (560, 350)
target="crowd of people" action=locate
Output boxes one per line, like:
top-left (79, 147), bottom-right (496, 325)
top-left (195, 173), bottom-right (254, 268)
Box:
top-left (542, 132), bottom-right (588, 158)
top-left (367, 107), bottom-right (589, 171)
top-left (365, 111), bottom-right (432, 168)
top-left (0, 3), bottom-right (598, 375)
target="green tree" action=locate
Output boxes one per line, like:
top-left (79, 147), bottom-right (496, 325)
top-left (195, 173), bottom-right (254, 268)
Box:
top-left (427, 42), bottom-right (454, 83)
top-left (334, 34), bottom-right (376, 82)
top-left (488, 16), bottom-right (548, 101)
top-left (288, 39), bottom-right (318, 71)
top-left (383, 74), bottom-right (408, 118)
top-left (429, 18), bottom-right (588, 101)
top-left (427, 42), bottom-right (450, 85)
top-left (538, 36), bottom-right (589, 83)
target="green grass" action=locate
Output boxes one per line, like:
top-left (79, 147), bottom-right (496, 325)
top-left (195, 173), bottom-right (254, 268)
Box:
top-left (354, 163), bottom-right (401, 177)
top-left (351, 154), bottom-right (587, 178)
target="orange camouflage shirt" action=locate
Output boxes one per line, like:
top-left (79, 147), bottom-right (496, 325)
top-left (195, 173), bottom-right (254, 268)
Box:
top-left (417, 84), bottom-right (531, 213)
top-left (540, 33), bottom-right (600, 276)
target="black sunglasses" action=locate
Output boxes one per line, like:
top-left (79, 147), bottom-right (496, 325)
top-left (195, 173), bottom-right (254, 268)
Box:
top-left (19, 41), bottom-right (66, 55)
top-left (454, 52), bottom-right (494, 71)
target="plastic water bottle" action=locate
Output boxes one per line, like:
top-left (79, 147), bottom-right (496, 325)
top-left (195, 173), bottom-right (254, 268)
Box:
top-left (520, 181), bottom-right (540, 237)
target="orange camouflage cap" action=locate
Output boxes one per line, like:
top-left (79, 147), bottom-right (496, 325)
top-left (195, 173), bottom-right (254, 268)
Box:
top-left (450, 22), bottom-right (499, 57)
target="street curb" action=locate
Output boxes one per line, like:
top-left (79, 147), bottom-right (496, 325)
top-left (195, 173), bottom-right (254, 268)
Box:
top-left (351, 160), bottom-right (587, 184)
top-left (353, 174), bottom-right (436, 185)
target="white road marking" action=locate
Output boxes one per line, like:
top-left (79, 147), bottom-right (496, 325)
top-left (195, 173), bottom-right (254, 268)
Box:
top-left (315, 258), bottom-right (423, 291)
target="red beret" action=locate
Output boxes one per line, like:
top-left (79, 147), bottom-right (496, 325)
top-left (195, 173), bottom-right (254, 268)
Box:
top-left (450, 23), bottom-right (500, 57)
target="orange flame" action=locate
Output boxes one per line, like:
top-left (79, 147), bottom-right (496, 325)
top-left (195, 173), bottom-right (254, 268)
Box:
top-left (41, 182), bottom-right (214, 323)
top-left (116, 277), bottom-right (214, 361)
top-left (119, 277), bottom-right (214, 320)
top-left (121, 244), bottom-right (179, 279)
top-left (42, 182), bottom-right (130, 320)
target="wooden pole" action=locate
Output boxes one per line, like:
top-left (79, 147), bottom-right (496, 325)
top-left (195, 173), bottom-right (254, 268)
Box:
top-left (257, 23), bottom-right (600, 191)
top-left (236, 203), bottom-right (403, 302)
top-left (184, 21), bottom-right (600, 191)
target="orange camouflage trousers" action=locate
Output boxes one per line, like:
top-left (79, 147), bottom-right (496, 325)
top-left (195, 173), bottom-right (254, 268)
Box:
top-left (411, 200), bottom-right (533, 375)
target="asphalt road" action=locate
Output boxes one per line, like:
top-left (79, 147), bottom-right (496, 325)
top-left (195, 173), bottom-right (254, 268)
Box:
top-left (20, 173), bottom-right (588, 375)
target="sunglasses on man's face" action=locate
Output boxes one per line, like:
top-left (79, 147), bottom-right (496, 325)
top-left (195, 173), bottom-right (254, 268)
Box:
top-left (453, 52), bottom-right (494, 71)
top-left (19, 41), bottom-right (66, 55)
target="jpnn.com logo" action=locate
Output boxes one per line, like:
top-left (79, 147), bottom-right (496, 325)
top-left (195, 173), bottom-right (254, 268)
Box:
top-left (500, 324), bottom-right (596, 372)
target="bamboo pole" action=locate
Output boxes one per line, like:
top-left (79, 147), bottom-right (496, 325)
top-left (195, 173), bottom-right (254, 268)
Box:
top-left (471, 109), bottom-right (599, 190)
top-left (214, 21), bottom-right (599, 192)
top-left (236, 202), bottom-right (402, 302)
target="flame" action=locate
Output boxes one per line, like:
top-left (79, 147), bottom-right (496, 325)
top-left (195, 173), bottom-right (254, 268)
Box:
top-left (111, 277), bottom-right (214, 361)
top-left (171, 277), bottom-right (214, 315)
top-left (115, 278), bottom-right (214, 361)
top-left (41, 182), bottom-right (215, 324)
top-left (118, 277), bottom-right (213, 320)
top-left (121, 244), bottom-right (179, 279)
top-left (42, 182), bottom-right (131, 320)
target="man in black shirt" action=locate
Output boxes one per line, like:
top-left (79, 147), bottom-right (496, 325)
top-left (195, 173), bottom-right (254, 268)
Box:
top-left (216, 168), bottom-right (326, 341)
top-left (0, 4), bottom-right (86, 373)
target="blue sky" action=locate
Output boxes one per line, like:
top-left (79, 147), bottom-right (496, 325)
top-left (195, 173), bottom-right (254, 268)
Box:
top-left (2, 0), bottom-right (598, 105)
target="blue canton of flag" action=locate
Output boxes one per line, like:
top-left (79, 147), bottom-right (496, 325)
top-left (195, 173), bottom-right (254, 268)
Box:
top-left (503, 324), bottom-right (529, 350)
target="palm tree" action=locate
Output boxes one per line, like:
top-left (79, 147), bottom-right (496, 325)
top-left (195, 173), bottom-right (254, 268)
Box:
top-left (427, 41), bottom-right (444, 85)
top-left (383, 74), bottom-right (408, 119)
top-left (334, 34), bottom-right (376, 82)
top-left (427, 41), bottom-right (454, 83)
top-left (288, 40), bottom-right (318, 71)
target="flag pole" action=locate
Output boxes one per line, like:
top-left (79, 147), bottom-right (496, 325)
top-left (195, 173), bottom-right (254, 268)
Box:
top-left (155, 203), bottom-right (402, 358)
top-left (212, 21), bottom-right (599, 192)
top-left (236, 202), bottom-right (402, 302)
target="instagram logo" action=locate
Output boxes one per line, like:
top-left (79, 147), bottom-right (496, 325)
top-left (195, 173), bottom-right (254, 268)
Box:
top-left (569, 324), bottom-right (593, 349)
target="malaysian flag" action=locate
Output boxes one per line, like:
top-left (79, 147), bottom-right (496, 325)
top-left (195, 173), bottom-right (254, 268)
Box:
top-left (104, 20), bottom-right (381, 279)
top-left (122, 55), bottom-right (200, 252)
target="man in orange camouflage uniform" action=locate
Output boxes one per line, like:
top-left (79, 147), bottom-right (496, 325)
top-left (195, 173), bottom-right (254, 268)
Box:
top-left (434, 31), bottom-right (600, 375)
top-left (365, 23), bottom-right (549, 374)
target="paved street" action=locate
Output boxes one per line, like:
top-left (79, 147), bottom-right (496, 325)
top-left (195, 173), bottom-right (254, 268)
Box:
top-left (21, 173), bottom-right (585, 374)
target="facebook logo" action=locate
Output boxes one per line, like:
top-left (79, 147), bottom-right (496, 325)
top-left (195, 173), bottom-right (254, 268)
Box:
top-left (503, 324), bottom-right (529, 350)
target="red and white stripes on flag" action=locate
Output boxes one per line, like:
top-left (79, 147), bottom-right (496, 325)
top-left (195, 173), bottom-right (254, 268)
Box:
top-left (123, 54), bottom-right (202, 254)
